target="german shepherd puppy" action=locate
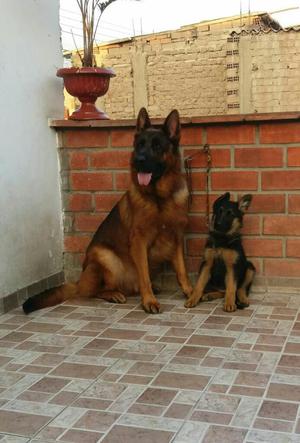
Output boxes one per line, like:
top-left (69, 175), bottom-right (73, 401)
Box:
top-left (23, 108), bottom-right (192, 315)
top-left (185, 192), bottom-right (255, 312)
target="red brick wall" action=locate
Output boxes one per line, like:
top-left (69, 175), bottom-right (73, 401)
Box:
top-left (52, 114), bottom-right (300, 288)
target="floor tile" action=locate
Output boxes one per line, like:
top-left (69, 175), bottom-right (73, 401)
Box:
top-left (101, 425), bottom-right (174, 443)
top-left (0, 289), bottom-right (299, 442)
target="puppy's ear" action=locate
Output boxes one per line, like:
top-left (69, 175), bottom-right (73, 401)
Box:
top-left (136, 108), bottom-right (151, 133)
top-left (239, 194), bottom-right (252, 212)
top-left (213, 192), bottom-right (230, 212)
top-left (163, 109), bottom-right (180, 147)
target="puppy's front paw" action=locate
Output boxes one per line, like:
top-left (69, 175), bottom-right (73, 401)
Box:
top-left (142, 296), bottom-right (161, 314)
top-left (223, 301), bottom-right (237, 312)
top-left (236, 300), bottom-right (249, 310)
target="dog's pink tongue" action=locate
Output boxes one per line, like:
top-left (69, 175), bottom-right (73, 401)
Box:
top-left (137, 172), bottom-right (152, 186)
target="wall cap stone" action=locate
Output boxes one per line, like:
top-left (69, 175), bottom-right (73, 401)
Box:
top-left (49, 112), bottom-right (300, 129)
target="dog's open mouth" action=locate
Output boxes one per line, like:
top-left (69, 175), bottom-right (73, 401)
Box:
top-left (137, 172), bottom-right (152, 186)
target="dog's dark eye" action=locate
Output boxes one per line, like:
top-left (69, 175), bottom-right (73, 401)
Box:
top-left (136, 140), bottom-right (145, 149)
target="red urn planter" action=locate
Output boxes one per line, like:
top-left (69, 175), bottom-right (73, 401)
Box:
top-left (57, 67), bottom-right (116, 120)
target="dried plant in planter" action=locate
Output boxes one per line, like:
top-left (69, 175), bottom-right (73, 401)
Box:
top-left (76, 0), bottom-right (117, 67)
top-left (57, 0), bottom-right (140, 119)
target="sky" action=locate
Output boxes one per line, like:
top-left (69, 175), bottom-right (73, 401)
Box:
top-left (60, 0), bottom-right (300, 50)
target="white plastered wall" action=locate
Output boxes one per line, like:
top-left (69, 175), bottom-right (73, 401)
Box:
top-left (0, 0), bottom-right (64, 298)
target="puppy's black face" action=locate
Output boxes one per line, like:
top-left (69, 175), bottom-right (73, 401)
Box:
top-left (212, 192), bottom-right (252, 235)
top-left (132, 108), bottom-right (180, 186)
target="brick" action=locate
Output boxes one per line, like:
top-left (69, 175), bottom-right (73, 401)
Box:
top-left (286, 239), bottom-right (300, 258)
top-left (211, 171), bottom-right (258, 190)
top-left (68, 194), bottom-right (93, 212)
top-left (262, 171), bottom-right (300, 190)
top-left (63, 252), bottom-right (84, 268)
top-left (71, 172), bottom-right (113, 191)
top-left (264, 259), bottom-right (300, 277)
top-left (186, 256), bottom-right (202, 273)
top-left (186, 238), bottom-right (206, 256)
top-left (235, 148), bottom-right (283, 168)
top-left (59, 151), bottom-right (69, 170)
top-left (184, 148), bottom-right (230, 167)
top-left (243, 238), bottom-right (282, 258)
top-left (64, 235), bottom-right (91, 253)
top-left (181, 127), bottom-right (202, 145)
top-left (247, 194), bottom-right (285, 213)
top-left (115, 172), bottom-right (131, 190)
top-left (111, 129), bottom-right (135, 147)
top-left (241, 215), bottom-right (261, 235)
top-left (69, 152), bottom-right (88, 169)
top-left (90, 150), bottom-right (131, 169)
top-left (250, 258), bottom-right (262, 274)
top-left (95, 194), bottom-right (121, 211)
top-left (260, 122), bottom-right (300, 143)
top-left (189, 194), bottom-right (221, 213)
top-left (206, 124), bottom-right (255, 145)
top-left (63, 129), bottom-right (109, 148)
top-left (64, 214), bottom-right (73, 233)
top-left (288, 195), bottom-right (300, 213)
top-left (74, 214), bottom-right (107, 232)
top-left (191, 172), bottom-right (206, 190)
top-left (263, 215), bottom-right (300, 235)
top-left (287, 147), bottom-right (300, 166)
top-left (187, 215), bottom-right (209, 234)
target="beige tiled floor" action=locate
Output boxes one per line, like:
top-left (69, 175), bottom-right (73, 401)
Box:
top-left (0, 290), bottom-right (300, 442)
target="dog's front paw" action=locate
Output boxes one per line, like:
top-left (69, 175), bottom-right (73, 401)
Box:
top-left (184, 295), bottom-right (200, 308)
top-left (182, 285), bottom-right (193, 299)
top-left (142, 296), bottom-right (161, 314)
top-left (223, 301), bottom-right (237, 312)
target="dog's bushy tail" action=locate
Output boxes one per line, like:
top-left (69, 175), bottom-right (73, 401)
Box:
top-left (23, 283), bottom-right (77, 314)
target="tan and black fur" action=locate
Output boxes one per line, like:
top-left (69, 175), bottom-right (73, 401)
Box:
top-left (23, 108), bottom-right (192, 315)
top-left (185, 192), bottom-right (255, 312)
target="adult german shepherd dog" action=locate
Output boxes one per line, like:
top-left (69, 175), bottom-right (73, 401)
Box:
top-left (185, 192), bottom-right (255, 312)
top-left (23, 108), bottom-right (192, 315)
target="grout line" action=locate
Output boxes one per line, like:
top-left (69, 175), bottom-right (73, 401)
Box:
top-left (244, 294), bottom-right (299, 440)
top-left (170, 295), bottom-right (264, 442)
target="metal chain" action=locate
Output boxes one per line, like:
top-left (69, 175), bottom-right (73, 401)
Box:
top-left (184, 143), bottom-right (212, 226)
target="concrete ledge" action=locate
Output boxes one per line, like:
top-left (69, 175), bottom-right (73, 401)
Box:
top-left (49, 111), bottom-right (300, 129)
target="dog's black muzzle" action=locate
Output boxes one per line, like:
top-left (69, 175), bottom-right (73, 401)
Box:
top-left (133, 153), bottom-right (166, 179)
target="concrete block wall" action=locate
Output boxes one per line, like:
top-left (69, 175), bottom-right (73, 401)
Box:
top-left (51, 112), bottom-right (300, 290)
top-left (65, 20), bottom-right (300, 119)
top-left (237, 31), bottom-right (300, 114)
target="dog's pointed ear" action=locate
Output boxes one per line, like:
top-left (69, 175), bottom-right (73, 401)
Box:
top-left (163, 109), bottom-right (181, 146)
top-left (213, 192), bottom-right (230, 210)
top-left (239, 194), bottom-right (252, 212)
top-left (136, 108), bottom-right (151, 133)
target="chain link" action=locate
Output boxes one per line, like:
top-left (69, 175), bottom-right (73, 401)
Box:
top-left (184, 143), bottom-right (211, 226)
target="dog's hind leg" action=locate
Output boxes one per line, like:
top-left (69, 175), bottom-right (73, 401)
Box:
top-left (77, 262), bottom-right (103, 298)
top-left (202, 291), bottom-right (225, 302)
top-left (90, 247), bottom-right (128, 304)
top-left (97, 290), bottom-right (127, 304)
top-left (95, 268), bottom-right (127, 304)
top-left (236, 261), bottom-right (256, 309)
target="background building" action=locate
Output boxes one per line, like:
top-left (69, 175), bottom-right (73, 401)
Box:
top-left (65, 12), bottom-right (300, 119)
